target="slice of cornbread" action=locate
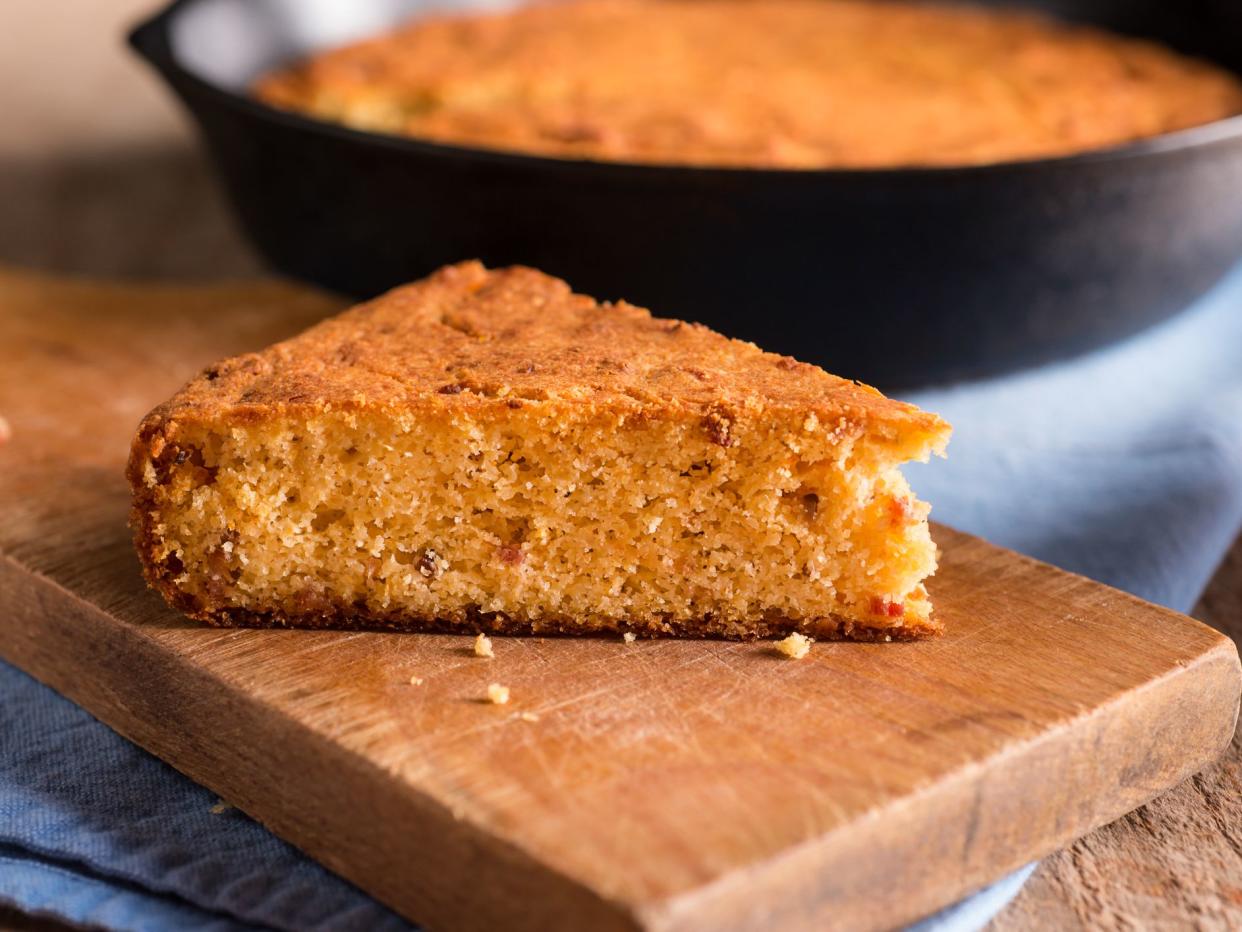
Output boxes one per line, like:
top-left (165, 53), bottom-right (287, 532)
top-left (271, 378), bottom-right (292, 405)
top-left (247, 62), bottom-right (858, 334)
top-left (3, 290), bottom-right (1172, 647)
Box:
top-left (128, 262), bottom-right (951, 640)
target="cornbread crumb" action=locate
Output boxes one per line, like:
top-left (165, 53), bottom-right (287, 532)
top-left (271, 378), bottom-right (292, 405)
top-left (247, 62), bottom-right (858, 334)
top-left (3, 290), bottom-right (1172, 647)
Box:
top-left (622, 632), bottom-right (637, 644)
top-left (487, 683), bottom-right (510, 705)
top-left (519, 711), bottom-right (540, 722)
top-left (775, 632), bottom-right (812, 660)
top-left (408, 674), bottom-right (425, 686)
top-left (209, 800), bottom-right (234, 815)
top-left (474, 633), bottom-right (494, 658)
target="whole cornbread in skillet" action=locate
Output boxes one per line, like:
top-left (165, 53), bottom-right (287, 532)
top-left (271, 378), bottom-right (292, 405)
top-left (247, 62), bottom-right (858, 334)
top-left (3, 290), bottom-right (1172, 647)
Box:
top-left (255, 0), bottom-right (1242, 169)
top-left (128, 262), bottom-right (951, 639)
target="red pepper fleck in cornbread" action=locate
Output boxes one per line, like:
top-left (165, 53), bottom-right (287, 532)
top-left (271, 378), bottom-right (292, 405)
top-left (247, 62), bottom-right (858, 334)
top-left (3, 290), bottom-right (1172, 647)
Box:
top-left (128, 261), bottom-right (951, 640)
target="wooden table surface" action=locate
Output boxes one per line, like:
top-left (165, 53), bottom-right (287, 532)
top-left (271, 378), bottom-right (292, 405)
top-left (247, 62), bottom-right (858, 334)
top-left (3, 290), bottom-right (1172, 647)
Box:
top-left (3, 2), bottom-right (1241, 929)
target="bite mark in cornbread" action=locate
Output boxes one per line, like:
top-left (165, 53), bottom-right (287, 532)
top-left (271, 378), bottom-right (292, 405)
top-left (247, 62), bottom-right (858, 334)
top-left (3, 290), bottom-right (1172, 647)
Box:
top-left (128, 262), bottom-right (950, 640)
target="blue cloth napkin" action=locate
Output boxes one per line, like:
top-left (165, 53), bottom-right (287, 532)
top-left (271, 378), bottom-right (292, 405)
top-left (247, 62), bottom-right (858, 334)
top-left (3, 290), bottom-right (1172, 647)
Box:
top-left (906, 269), bottom-right (1242, 614)
top-left (4, 266), bottom-right (1242, 932)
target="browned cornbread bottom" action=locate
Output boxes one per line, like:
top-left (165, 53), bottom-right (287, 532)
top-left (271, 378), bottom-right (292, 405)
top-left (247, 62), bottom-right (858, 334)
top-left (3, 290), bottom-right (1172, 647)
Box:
top-left (129, 262), bottom-right (951, 639)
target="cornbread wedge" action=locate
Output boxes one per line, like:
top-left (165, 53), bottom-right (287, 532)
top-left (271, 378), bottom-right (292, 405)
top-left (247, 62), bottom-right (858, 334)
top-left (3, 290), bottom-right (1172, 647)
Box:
top-left (128, 262), bottom-right (951, 640)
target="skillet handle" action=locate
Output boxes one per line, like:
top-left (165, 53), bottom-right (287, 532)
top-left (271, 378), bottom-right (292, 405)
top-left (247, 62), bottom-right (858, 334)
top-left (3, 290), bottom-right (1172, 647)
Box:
top-left (126, 0), bottom-right (186, 75)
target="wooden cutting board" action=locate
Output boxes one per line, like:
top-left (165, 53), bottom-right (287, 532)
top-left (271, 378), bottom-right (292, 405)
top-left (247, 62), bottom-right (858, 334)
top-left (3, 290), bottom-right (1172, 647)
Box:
top-left (1, 266), bottom-right (1238, 932)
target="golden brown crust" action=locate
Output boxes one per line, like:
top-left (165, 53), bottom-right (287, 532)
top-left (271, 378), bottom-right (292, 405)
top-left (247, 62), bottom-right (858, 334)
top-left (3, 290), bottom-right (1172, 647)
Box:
top-left (255, 0), bottom-right (1242, 169)
top-left (132, 260), bottom-right (946, 437)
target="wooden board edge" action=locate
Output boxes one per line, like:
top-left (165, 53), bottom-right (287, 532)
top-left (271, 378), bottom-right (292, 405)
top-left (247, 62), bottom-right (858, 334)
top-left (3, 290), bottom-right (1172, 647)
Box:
top-left (0, 554), bottom-right (642, 932)
top-left (641, 635), bottom-right (1242, 932)
top-left (5, 540), bottom-right (1240, 932)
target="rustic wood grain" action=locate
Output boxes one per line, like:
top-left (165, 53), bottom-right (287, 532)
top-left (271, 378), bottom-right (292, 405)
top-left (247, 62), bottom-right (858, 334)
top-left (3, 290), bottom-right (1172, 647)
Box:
top-left (988, 535), bottom-right (1242, 932)
top-left (0, 268), bottom-right (1237, 932)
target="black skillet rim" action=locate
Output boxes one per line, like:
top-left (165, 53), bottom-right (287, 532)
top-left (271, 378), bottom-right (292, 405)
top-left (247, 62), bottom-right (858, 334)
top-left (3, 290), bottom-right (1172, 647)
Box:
top-left (129, 0), bottom-right (1242, 183)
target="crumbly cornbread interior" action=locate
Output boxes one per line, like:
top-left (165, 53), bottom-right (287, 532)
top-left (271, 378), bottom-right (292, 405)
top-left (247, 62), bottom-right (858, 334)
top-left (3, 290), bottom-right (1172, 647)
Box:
top-left (131, 261), bottom-right (949, 639)
top-left (145, 404), bottom-right (940, 637)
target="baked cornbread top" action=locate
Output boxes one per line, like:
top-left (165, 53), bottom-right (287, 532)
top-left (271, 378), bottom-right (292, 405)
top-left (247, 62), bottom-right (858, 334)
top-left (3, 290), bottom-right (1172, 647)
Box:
top-left (254, 0), bottom-right (1242, 169)
top-left (142, 261), bottom-right (948, 445)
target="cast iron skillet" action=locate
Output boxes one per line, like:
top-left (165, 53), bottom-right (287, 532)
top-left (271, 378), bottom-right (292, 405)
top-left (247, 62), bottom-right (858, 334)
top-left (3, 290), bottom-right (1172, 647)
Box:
top-left (129, 0), bottom-right (1242, 388)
